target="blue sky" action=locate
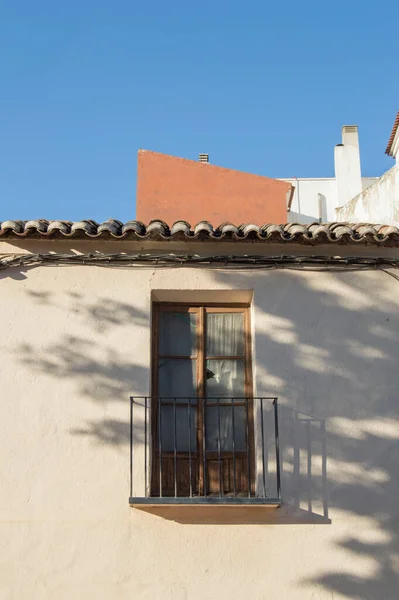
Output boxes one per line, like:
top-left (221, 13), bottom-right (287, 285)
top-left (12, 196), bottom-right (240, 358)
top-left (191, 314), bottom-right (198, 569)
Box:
top-left (0, 1), bottom-right (398, 222)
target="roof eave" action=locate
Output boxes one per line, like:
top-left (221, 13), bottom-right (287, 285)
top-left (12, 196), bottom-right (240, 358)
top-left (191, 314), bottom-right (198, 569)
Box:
top-left (385, 110), bottom-right (399, 156)
top-left (1, 220), bottom-right (399, 247)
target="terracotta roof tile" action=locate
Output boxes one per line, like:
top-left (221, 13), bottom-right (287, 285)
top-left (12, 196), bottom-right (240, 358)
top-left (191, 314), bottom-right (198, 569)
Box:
top-left (385, 110), bottom-right (399, 156)
top-left (1, 219), bottom-right (399, 246)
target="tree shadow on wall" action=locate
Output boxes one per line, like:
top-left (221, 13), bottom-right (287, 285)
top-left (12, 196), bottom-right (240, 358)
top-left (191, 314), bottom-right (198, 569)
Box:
top-left (212, 266), bottom-right (399, 599)
top-left (17, 289), bottom-right (150, 447)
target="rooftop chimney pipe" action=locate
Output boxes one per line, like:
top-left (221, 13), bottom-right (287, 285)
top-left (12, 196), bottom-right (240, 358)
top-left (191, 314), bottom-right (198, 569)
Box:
top-left (334, 125), bottom-right (362, 208)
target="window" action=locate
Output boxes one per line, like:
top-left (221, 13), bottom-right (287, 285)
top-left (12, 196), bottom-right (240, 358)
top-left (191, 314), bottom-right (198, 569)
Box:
top-left (151, 303), bottom-right (254, 497)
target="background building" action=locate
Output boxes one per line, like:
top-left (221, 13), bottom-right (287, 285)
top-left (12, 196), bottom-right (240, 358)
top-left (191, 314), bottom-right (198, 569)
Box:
top-left (137, 111), bottom-right (399, 227)
top-left (136, 149), bottom-right (293, 225)
top-left (136, 127), bottom-right (378, 227)
top-left (336, 111), bottom-right (399, 225)
top-left (285, 125), bottom-right (377, 223)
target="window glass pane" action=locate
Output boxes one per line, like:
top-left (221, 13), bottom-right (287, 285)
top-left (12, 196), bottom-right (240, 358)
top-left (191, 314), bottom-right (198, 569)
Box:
top-left (160, 404), bottom-right (197, 452)
top-left (206, 312), bottom-right (244, 356)
top-left (159, 312), bottom-right (196, 356)
top-left (158, 358), bottom-right (197, 398)
top-left (206, 359), bottom-right (245, 398)
top-left (205, 405), bottom-right (246, 452)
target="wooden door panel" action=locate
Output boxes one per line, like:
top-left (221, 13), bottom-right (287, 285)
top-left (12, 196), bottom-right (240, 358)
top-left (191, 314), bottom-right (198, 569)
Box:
top-left (152, 456), bottom-right (198, 497)
top-left (206, 456), bottom-right (249, 496)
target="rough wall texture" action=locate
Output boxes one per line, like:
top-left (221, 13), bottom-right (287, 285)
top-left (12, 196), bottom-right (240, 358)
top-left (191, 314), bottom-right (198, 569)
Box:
top-left (285, 177), bottom-right (377, 224)
top-left (1, 239), bottom-right (399, 599)
top-left (136, 150), bottom-right (292, 225)
top-left (336, 164), bottom-right (399, 225)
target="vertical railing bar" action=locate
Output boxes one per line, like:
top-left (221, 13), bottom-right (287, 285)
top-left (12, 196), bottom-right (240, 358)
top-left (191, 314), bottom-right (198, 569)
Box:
top-left (321, 420), bottom-right (328, 519)
top-left (130, 397), bottom-right (133, 498)
top-left (274, 398), bottom-right (281, 500)
top-left (260, 398), bottom-right (266, 498)
top-left (144, 397), bottom-right (148, 498)
top-left (188, 398), bottom-right (193, 498)
top-left (174, 397), bottom-right (177, 498)
top-left (231, 396), bottom-right (236, 497)
top-left (217, 397), bottom-right (222, 497)
top-left (306, 419), bottom-right (312, 513)
top-left (158, 396), bottom-right (163, 498)
top-left (203, 397), bottom-right (207, 497)
top-left (246, 396), bottom-right (251, 497)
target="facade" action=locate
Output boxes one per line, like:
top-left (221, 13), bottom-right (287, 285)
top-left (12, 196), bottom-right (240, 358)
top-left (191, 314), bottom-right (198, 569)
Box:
top-left (1, 219), bottom-right (399, 599)
top-left (136, 150), bottom-right (293, 225)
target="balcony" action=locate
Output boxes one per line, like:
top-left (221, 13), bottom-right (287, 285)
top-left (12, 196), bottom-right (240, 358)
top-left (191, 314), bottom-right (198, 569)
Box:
top-left (129, 397), bottom-right (282, 509)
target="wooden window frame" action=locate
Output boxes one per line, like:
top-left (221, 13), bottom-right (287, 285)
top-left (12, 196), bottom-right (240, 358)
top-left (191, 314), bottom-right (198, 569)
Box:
top-left (151, 302), bottom-right (255, 496)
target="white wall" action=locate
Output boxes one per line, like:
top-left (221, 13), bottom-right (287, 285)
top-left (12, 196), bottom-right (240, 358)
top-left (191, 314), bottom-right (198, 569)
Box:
top-left (285, 178), bottom-right (337, 223)
top-left (1, 239), bottom-right (399, 599)
top-left (284, 177), bottom-right (376, 223)
top-left (284, 125), bottom-right (379, 224)
top-left (336, 164), bottom-right (399, 225)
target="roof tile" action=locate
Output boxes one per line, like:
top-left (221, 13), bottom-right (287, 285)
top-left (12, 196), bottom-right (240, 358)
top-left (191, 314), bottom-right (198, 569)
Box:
top-left (1, 219), bottom-right (399, 245)
top-left (386, 110), bottom-right (399, 156)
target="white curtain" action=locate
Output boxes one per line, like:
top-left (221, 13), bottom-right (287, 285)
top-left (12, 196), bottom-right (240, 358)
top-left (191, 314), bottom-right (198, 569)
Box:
top-left (206, 313), bottom-right (244, 356)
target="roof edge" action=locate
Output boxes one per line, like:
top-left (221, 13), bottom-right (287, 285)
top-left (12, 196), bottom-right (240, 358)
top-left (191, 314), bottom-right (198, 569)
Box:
top-left (138, 150), bottom-right (293, 190)
top-left (1, 220), bottom-right (399, 246)
top-left (385, 110), bottom-right (399, 156)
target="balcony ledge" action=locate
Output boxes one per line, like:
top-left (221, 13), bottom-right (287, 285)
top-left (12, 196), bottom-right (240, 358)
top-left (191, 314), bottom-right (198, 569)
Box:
top-left (129, 496), bottom-right (282, 508)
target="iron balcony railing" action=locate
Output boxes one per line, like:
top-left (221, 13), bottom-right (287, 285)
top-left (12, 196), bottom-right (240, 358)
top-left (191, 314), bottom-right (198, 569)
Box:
top-left (129, 397), bottom-right (281, 506)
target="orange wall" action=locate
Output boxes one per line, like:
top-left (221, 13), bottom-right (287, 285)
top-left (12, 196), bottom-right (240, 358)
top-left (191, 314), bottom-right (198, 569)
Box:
top-left (136, 150), bottom-right (292, 225)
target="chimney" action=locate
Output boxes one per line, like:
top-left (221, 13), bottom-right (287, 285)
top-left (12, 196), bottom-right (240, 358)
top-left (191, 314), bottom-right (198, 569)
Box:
top-left (334, 125), bottom-right (362, 208)
top-left (198, 153), bottom-right (209, 163)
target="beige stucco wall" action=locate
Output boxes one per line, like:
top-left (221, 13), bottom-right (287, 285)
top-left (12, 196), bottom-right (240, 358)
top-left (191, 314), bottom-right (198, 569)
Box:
top-left (1, 240), bottom-right (399, 599)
